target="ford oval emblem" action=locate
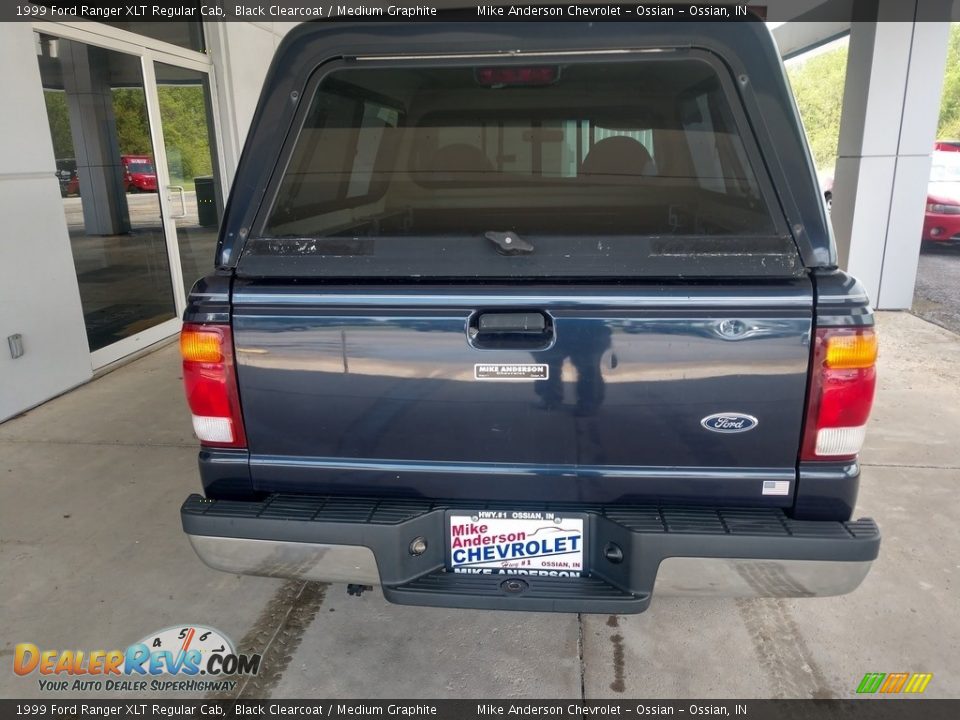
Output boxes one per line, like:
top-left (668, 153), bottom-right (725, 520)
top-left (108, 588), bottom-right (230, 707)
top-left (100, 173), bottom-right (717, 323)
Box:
top-left (701, 412), bottom-right (759, 433)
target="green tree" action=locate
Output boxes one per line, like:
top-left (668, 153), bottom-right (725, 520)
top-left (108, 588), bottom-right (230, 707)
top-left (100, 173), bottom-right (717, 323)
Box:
top-left (44, 90), bottom-right (74, 159)
top-left (788, 24), bottom-right (960, 173)
top-left (157, 85), bottom-right (213, 182)
top-left (107, 85), bottom-right (213, 183)
top-left (787, 44), bottom-right (849, 173)
top-left (112, 88), bottom-right (152, 156)
top-left (938, 24), bottom-right (960, 140)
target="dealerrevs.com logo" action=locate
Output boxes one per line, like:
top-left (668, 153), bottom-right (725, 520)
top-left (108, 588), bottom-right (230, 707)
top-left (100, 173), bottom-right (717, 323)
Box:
top-left (14, 625), bottom-right (260, 693)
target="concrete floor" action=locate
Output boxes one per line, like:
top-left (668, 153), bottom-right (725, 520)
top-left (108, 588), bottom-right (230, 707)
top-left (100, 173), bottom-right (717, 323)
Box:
top-left (2, 311), bottom-right (958, 699)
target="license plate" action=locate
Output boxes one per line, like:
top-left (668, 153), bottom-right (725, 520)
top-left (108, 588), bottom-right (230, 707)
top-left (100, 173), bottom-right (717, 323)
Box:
top-left (447, 510), bottom-right (586, 577)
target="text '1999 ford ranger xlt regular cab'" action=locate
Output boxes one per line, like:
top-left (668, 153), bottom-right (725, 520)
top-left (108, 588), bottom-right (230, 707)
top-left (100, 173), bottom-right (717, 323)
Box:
top-left (179, 17), bottom-right (880, 613)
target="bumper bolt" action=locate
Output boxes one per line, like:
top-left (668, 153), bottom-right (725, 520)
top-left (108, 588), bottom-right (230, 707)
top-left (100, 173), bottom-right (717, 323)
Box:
top-left (500, 579), bottom-right (528, 594)
top-left (604, 542), bottom-right (624, 564)
top-left (409, 536), bottom-right (428, 556)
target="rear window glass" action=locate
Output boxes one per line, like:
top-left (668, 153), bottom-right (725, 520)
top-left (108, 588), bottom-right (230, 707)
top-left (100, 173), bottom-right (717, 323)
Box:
top-left (246, 58), bottom-right (800, 278)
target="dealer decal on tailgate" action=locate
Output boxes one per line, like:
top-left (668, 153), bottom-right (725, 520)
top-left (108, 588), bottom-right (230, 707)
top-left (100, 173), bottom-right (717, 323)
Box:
top-left (449, 511), bottom-right (585, 577)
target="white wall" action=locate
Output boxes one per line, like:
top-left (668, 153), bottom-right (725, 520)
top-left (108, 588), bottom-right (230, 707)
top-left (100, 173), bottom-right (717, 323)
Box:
top-left (0, 23), bottom-right (92, 422)
top-left (206, 21), bottom-right (300, 179)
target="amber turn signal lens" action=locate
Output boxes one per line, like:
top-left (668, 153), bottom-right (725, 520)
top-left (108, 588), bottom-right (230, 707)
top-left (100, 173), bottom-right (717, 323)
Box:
top-left (824, 330), bottom-right (877, 369)
top-left (180, 327), bottom-right (224, 363)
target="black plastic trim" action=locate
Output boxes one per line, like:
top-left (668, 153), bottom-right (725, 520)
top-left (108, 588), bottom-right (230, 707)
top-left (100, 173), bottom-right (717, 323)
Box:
top-left (387, 572), bottom-right (645, 614)
top-left (794, 461), bottom-right (861, 521)
top-left (183, 273), bottom-right (232, 324)
top-left (813, 269), bottom-right (874, 328)
top-left (198, 448), bottom-right (256, 499)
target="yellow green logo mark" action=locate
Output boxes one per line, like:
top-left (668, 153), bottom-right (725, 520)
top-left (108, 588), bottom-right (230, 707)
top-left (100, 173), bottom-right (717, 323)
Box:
top-left (857, 672), bottom-right (933, 694)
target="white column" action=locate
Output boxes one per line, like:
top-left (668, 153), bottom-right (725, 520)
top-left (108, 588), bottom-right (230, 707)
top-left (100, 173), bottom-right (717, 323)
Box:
top-left (831, 0), bottom-right (952, 309)
top-left (61, 41), bottom-right (130, 236)
top-left (204, 22), bottom-right (278, 182)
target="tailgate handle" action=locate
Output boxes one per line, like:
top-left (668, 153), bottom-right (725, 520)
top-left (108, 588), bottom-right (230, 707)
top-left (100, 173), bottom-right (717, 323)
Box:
top-left (478, 312), bottom-right (546, 334)
top-left (470, 311), bottom-right (553, 349)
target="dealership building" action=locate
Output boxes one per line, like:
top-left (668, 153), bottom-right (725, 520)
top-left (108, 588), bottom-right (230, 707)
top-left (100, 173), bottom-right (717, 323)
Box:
top-left (0, 0), bottom-right (957, 421)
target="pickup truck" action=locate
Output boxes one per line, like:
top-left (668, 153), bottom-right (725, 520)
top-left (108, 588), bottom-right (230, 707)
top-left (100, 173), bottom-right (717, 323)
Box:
top-left (179, 18), bottom-right (880, 613)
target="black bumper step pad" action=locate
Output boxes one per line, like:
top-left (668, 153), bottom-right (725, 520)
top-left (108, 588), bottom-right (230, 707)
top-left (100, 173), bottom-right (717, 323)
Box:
top-left (182, 493), bottom-right (879, 541)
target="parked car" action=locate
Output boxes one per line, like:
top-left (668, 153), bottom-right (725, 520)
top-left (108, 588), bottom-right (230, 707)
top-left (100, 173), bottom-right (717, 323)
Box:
top-left (55, 158), bottom-right (78, 197)
top-left (54, 154), bottom-right (158, 196)
top-left (924, 151), bottom-right (960, 244)
top-left (121, 154), bottom-right (158, 193)
top-left (818, 171), bottom-right (834, 212)
top-left (178, 19), bottom-right (880, 613)
top-left (933, 140), bottom-right (960, 153)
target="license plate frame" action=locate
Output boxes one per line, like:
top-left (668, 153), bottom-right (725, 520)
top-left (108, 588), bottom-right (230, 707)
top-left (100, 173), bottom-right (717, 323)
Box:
top-left (445, 509), bottom-right (588, 578)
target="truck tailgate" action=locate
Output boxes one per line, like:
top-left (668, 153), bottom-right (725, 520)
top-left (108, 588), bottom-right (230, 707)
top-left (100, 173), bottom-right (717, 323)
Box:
top-left (232, 279), bottom-right (812, 505)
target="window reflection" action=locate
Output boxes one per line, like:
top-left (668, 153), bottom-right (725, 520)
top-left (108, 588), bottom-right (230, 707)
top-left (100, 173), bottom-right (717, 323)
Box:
top-left (37, 33), bottom-right (177, 352)
top-left (155, 62), bottom-right (224, 296)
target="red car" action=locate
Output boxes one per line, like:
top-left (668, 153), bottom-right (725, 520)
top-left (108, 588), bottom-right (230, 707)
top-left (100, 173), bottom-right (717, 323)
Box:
top-left (923, 151), bottom-right (960, 244)
top-left (933, 140), bottom-right (960, 153)
top-left (64, 174), bottom-right (79, 197)
top-left (121, 154), bottom-right (158, 193)
top-left (57, 155), bottom-right (158, 196)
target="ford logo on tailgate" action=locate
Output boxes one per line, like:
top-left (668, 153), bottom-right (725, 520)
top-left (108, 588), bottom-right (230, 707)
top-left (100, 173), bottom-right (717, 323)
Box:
top-left (701, 412), bottom-right (758, 433)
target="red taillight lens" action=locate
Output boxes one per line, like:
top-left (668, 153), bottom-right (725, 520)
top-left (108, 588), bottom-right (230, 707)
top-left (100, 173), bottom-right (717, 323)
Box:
top-left (180, 323), bottom-right (246, 448)
top-left (476, 66), bottom-right (559, 87)
top-left (801, 327), bottom-right (878, 461)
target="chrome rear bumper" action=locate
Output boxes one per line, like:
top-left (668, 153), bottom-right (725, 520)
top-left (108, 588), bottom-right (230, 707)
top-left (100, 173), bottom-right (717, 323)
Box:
top-left (188, 534), bottom-right (871, 599)
top-left (188, 535), bottom-right (381, 586)
top-left (182, 494), bottom-right (879, 612)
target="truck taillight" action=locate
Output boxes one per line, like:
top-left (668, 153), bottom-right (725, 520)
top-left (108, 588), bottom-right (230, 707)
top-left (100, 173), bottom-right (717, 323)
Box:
top-left (801, 327), bottom-right (877, 461)
top-left (180, 323), bottom-right (247, 448)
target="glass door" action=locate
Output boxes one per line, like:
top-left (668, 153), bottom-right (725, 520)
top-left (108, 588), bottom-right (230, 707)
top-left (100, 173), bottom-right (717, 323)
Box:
top-left (150, 62), bottom-right (224, 299)
top-left (35, 24), bottom-right (225, 368)
top-left (36, 33), bottom-right (179, 364)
